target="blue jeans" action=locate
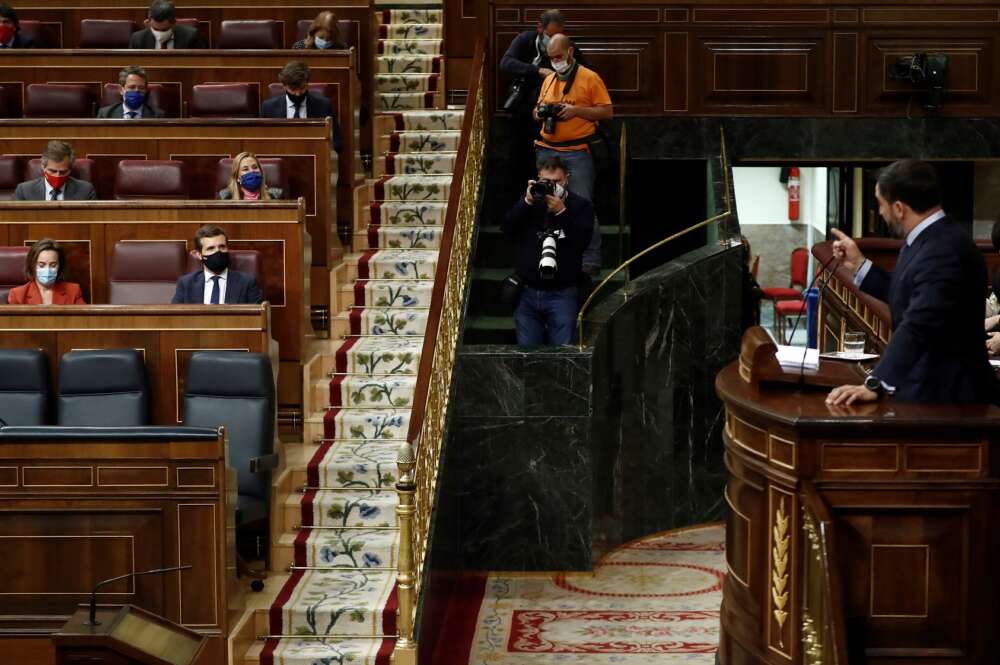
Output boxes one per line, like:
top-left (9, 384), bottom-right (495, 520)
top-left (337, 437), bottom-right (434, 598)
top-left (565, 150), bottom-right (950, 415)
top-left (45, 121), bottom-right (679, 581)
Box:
top-left (536, 146), bottom-right (601, 272)
top-left (514, 285), bottom-right (578, 346)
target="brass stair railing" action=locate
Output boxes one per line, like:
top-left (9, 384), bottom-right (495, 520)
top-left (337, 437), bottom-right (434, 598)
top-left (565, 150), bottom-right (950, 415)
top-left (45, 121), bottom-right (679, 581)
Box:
top-left (576, 127), bottom-right (735, 346)
top-left (800, 481), bottom-right (850, 664)
top-left (394, 39), bottom-right (487, 665)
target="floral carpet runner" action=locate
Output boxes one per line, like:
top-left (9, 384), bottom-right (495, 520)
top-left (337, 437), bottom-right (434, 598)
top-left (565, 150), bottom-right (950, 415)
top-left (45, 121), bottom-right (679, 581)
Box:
top-left (467, 524), bottom-right (725, 664)
top-left (261, 6), bottom-right (460, 664)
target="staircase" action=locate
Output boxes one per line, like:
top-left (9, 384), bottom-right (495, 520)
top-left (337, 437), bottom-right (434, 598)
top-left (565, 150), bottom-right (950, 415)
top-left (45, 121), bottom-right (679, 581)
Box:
top-left (248, 6), bottom-right (463, 664)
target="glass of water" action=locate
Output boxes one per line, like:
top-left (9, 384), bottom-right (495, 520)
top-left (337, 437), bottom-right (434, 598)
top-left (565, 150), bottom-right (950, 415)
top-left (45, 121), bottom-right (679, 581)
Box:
top-left (842, 332), bottom-right (866, 356)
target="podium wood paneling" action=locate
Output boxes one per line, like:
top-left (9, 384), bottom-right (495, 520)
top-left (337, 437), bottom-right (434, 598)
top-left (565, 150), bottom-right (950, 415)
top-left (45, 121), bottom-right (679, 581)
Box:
top-left (0, 121), bottom-right (333, 310)
top-left (0, 50), bottom-right (361, 256)
top-left (0, 305), bottom-right (273, 424)
top-left (0, 430), bottom-right (235, 664)
top-left (492, 0), bottom-right (1000, 117)
top-left (716, 363), bottom-right (1000, 664)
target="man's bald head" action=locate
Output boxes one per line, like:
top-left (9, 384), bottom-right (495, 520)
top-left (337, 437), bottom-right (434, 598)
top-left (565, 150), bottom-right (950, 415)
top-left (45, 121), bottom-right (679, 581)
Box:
top-left (546, 33), bottom-right (574, 64)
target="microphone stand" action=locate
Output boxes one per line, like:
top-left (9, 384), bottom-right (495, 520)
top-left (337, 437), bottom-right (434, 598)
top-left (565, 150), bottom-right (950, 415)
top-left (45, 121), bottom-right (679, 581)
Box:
top-left (85, 564), bottom-right (192, 626)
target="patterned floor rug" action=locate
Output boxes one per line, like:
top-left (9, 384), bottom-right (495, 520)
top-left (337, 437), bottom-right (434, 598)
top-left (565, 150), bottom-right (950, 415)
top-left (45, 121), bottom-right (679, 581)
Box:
top-left (466, 523), bottom-right (725, 664)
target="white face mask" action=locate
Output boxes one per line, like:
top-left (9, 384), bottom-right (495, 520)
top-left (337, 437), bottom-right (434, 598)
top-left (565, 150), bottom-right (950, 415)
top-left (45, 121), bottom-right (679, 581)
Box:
top-left (551, 59), bottom-right (571, 75)
top-left (314, 36), bottom-right (331, 49)
top-left (151, 27), bottom-right (173, 43)
top-left (554, 182), bottom-right (567, 199)
top-left (539, 34), bottom-right (551, 49)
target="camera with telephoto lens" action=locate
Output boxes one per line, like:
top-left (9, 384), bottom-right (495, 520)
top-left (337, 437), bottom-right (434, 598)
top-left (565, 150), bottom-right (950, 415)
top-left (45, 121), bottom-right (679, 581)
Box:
top-left (888, 52), bottom-right (949, 109)
top-left (538, 231), bottom-right (559, 279)
top-left (536, 103), bottom-right (564, 134)
top-left (503, 77), bottom-right (527, 112)
top-left (529, 178), bottom-right (557, 205)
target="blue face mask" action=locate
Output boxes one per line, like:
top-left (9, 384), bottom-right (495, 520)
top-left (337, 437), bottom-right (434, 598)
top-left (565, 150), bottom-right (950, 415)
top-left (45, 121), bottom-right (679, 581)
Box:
top-left (239, 171), bottom-right (263, 192)
top-left (314, 36), bottom-right (330, 49)
top-left (124, 90), bottom-right (145, 110)
top-left (36, 266), bottom-right (57, 286)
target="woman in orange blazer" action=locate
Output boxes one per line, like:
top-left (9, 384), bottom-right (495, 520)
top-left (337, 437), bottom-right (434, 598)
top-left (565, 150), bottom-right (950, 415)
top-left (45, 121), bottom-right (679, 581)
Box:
top-left (7, 238), bottom-right (86, 305)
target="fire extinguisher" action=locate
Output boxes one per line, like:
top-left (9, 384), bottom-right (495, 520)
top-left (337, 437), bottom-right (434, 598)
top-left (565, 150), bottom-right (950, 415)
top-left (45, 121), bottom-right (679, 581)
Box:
top-left (787, 167), bottom-right (800, 221)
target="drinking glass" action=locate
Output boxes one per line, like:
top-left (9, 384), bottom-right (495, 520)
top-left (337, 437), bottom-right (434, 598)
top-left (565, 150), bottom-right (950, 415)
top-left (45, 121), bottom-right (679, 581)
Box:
top-left (842, 332), bottom-right (865, 356)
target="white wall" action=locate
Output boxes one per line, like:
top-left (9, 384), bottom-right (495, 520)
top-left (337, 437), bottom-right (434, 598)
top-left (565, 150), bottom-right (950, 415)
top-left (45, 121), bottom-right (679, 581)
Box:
top-left (733, 166), bottom-right (827, 235)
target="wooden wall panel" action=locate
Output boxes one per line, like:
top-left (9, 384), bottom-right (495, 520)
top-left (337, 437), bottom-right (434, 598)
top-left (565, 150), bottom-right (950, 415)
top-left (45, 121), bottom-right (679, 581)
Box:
top-left (664, 32), bottom-right (690, 112)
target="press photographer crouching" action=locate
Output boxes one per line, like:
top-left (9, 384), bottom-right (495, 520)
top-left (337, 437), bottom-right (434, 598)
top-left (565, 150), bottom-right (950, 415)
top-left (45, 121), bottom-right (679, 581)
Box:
top-left (501, 157), bottom-right (595, 345)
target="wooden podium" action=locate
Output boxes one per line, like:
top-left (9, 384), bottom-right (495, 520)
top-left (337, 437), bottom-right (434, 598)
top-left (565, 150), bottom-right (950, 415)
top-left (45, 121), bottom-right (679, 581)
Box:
top-left (717, 328), bottom-right (1000, 664)
top-left (52, 606), bottom-right (211, 665)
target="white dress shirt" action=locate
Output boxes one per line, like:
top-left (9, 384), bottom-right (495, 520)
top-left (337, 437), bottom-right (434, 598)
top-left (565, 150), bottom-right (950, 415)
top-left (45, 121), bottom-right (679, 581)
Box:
top-left (123, 105), bottom-right (143, 119)
top-left (286, 94), bottom-right (307, 118)
top-left (44, 179), bottom-right (64, 200)
top-left (202, 268), bottom-right (228, 304)
top-left (156, 36), bottom-right (175, 49)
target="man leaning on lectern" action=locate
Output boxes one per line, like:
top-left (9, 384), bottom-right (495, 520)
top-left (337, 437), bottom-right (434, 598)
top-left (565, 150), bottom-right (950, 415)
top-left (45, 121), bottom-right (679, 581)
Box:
top-left (826, 159), bottom-right (999, 406)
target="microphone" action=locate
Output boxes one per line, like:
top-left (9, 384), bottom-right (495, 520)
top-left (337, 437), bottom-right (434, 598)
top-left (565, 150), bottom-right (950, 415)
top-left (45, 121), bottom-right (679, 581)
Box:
top-left (786, 253), bottom-right (842, 383)
top-left (85, 564), bottom-right (192, 626)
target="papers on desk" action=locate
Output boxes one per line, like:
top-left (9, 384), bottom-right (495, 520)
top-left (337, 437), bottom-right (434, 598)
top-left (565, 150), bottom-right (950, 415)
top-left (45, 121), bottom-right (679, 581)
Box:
top-left (775, 345), bottom-right (819, 370)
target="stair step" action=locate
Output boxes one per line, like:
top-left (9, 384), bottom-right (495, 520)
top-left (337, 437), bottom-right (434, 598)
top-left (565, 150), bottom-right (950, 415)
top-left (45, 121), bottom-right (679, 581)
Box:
top-left (380, 8), bottom-right (443, 24)
top-left (352, 279), bottom-right (436, 308)
top-left (377, 110), bottom-right (464, 132)
top-left (376, 73), bottom-right (439, 93)
top-left (378, 39), bottom-right (441, 56)
top-left (369, 201), bottom-right (449, 227)
top-left (336, 306), bottom-right (431, 336)
top-left (376, 55), bottom-right (443, 75)
top-left (383, 152), bottom-right (457, 176)
top-left (250, 638), bottom-right (395, 665)
top-left (330, 374), bottom-right (418, 409)
top-left (267, 568), bottom-right (397, 635)
top-left (378, 91), bottom-right (442, 111)
top-left (359, 225), bottom-right (444, 251)
top-left (333, 336), bottom-right (425, 376)
top-left (287, 490), bottom-right (398, 528)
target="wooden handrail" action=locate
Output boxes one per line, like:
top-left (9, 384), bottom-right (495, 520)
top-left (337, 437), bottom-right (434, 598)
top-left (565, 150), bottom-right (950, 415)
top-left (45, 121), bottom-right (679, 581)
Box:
top-left (800, 480), bottom-right (851, 665)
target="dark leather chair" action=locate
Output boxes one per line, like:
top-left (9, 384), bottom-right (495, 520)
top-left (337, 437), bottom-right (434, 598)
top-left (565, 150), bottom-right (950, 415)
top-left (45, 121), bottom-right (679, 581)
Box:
top-left (24, 84), bottom-right (95, 119)
top-left (102, 83), bottom-right (180, 118)
top-left (0, 350), bottom-right (49, 426)
top-left (57, 349), bottom-right (148, 426)
top-left (24, 158), bottom-right (95, 184)
top-left (109, 241), bottom-right (186, 304)
top-left (189, 83), bottom-right (259, 118)
top-left (214, 157), bottom-right (288, 197)
top-left (295, 18), bottom-right (353, 47)
top-left (78, 19), bottom-right (136, 48)
top-left (0, 85), bottom-right (7, 118)
top-left (18, 20), bottom-right (61, 48)
top-left (182, 352), bottom-right (276, 561)
top-left (217, 20), bottom-right (282, 49)
top-left (114, 160), bottom-right (189, 199)
top-left (0, 246), bottom-right (29, 302)
top-left (186, 249), bottom-right (262, 284)
top-left (0, 157), bottom-right (21, 201)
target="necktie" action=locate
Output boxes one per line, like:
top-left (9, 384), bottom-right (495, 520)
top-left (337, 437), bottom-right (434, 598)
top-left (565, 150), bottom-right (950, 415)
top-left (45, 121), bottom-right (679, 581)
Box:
top-left (50, 189), bottom-right (61, 201)
top-left (209, 275), bottom-right (221, 304)
top-left (294, 103), bottom-right (304, 119)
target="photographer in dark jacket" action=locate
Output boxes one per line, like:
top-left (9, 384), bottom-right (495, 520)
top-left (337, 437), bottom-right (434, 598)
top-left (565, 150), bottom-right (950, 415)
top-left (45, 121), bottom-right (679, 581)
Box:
top-left (501, 157), bottom-right (594, 345)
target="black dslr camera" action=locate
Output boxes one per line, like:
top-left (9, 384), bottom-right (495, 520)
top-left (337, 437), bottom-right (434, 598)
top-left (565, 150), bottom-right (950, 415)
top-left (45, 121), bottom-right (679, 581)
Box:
top-left (888, 52), bottom-right (949, 109)
top-left (536, 103), bottom-right (564, 134)
top-left (529, 178), bottom-right (557, 205)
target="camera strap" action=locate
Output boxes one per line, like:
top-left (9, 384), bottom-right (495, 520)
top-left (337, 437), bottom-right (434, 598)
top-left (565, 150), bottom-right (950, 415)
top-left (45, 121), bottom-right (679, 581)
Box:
top-left (539, 60), bottom-right (580, 101)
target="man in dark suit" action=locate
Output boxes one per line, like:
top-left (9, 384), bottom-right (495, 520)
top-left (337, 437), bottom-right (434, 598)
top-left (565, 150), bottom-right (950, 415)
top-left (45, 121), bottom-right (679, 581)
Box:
top-left (15, 140), bottom-right (97, 201)
top-left (129, 0), bottom-right (206, 49)
top-left (261, 60), bottom-right (342, 152)
top-left (827, 159), bottom-right (998, 405)
top-left (172, 225), bottom-right (262, 305)
top-left (0, 3), bottom-right (32, 48)
top-left (97, 66), bottom-right (165, 119)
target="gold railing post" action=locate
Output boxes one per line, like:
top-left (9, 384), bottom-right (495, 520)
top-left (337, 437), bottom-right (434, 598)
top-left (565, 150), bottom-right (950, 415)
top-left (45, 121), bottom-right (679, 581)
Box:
top-left (395, 440), bottom-right (418, 664)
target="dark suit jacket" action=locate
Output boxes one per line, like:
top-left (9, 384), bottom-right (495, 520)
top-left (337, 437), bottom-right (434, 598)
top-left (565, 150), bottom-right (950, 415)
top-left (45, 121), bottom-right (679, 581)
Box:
top-left (14, 177), bottom-right (96, 201)
top-left (861, 215), bottom-right (999, 403)
top-left (171, 269), bottom-right (262, 304)
top-left (129, 24), bottom-right (205, 49)
top-left (96, 102), bottom-right (164, 118)
top-left (9, 32), bottom-right (33, 48)
top-left (500, 30), bottom-right (589, 115)
top-left (261, 92), bottom-right (342, 152)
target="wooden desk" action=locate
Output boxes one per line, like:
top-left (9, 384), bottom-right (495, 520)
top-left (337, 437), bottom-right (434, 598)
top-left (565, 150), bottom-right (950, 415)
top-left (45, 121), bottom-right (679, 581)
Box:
top-left (0, 305), bottom-right (278, 424)
top-left (716, 362), bottom-right (1000, 664)
top-left (0, 426), bottom-right (238, 665)
top-left (0, 201), bottom-right (305, 409)
top-left (0, 49), bottom-right (364, 246)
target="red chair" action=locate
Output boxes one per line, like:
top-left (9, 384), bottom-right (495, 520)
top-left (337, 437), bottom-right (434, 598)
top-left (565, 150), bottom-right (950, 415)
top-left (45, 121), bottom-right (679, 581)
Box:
top-left (0, 247), bottom-right (29, 303)
top-left (189, 83), bottom-right (259, 118)
top-left (174, 18), bottom-right (207, 46)
top-left (266, 82), bottom-right (336, 105)
top-left (17, 20), bottom-right (61, 48)
top-left (295, 18), bottom-right (353, 47)
top-left (217, 20), bottom-right (282, 49)
top-left (761, 246), bottom-right (808, 332)
top-left (78, 19), bottom-right (136, 48)
top-left (24, 84), bottom-right (95, 118)
top-left (775, 299), bottom-right (807, 344)
top-left (0, 157), bottom-right (19, 200)
top-left (108, 241), bottom-right (187, 304)
top-left (102, 83), bottom-right (180, 118)
top-left (24, 158), bottom-right (95, 184)
top-left (113, 160), bottom-right (189, 200)
top-left (214, 157), bottom-right (289, 196)
top-left (186, 249), bottom-right (262, 285)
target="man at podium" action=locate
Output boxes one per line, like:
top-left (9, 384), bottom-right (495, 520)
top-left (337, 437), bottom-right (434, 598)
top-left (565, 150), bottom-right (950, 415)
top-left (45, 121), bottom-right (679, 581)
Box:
top-left (827, 159), bottom-right (999, 405)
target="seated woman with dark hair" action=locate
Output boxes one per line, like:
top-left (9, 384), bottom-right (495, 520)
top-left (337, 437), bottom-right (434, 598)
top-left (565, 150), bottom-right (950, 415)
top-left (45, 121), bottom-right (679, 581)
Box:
top-left (7, 238), bottom-right (86, 304)
top-left (985, 219), bottom-right (1000, 353)
top-left (293, 10), bottom-right (347, 50)
top-left (217, 152), bottom-right (283, 201)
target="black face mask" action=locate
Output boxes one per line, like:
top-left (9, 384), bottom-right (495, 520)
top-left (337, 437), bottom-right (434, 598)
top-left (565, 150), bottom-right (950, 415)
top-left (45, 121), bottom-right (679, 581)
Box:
top-left (287, 91), bottom-right (308, 106)
top-left (203, 251), bottom-right (229, 274)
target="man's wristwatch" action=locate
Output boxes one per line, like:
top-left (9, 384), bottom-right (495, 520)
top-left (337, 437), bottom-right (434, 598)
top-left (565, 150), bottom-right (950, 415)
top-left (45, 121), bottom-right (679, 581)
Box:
top-left (863, 374), bottom-right (883, 396)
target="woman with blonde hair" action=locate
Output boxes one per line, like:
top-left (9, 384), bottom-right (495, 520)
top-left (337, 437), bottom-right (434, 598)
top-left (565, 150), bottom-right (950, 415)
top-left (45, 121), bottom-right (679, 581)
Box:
top-left (293, 10), bottom-right (347, 50)
top-left (218, 152), bottom-right (283, 201)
